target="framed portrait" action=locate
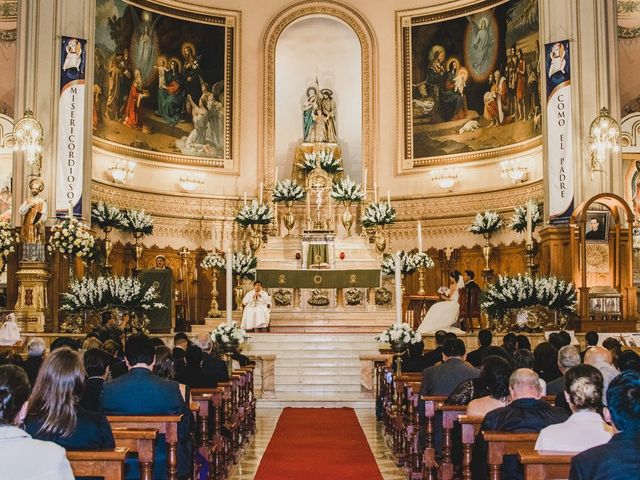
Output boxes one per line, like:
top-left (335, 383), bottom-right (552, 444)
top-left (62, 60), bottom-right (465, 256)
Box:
top-left (585, 211), bottom-right (609, 243)
top-left (396, 0), bottom-right (541, 170)
top-left (93, 0), bottom-right (239, 168)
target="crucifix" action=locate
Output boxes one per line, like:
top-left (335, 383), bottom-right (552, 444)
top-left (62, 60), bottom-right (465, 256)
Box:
top-left (305, 162), bottom-right (333, 230)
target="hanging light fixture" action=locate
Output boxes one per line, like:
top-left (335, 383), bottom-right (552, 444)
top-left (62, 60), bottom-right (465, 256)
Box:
top-left (588, 107), bottom-right (620, 175)
top-left (12, 109), bottom-right (43, 168)
top-left (431, 168), bottom-right (459, 190)
top-left (177, 173), bottom-right (205, 192)
top-left (108, 160), bottom-right (136, 184)
top-left (500, 159), bottom-right (529, 183)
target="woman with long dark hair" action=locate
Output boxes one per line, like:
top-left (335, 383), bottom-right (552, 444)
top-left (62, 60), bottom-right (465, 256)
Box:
top-left (25, 347), bottom-right (114, 450)
top-left (0, 364), bottom-right (74, 479)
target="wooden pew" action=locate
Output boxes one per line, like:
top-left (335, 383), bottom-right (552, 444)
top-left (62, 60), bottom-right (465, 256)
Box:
top-left (67, 447), bottom-right (128, 480)
top-left (107, 415), bottom-right (182, 480)
top-left (421, 395), bottom-right (447, 480)
top-left (438, 404), bottom-right (468, 480)
top-left (404, 381), bottom-right (423, 480)
top-left (459, 415), bottom-right (484, 480)
top-left (483, 431), bottom-right (539, 480)
top-left (111, 428), bottom-right (157, 480)
top-left (519, 450), bottom-right (575, 480)
top-left (191, 387), bottom-right (226, 478)
top-left (393, 374), bottom-right (420, 466)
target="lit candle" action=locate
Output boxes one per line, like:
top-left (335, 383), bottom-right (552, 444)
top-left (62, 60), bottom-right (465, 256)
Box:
top-left (328, 193), bottom-right (333, 221)
top-left (68, 202), bottom-right (74, 218)
top-left (274, 201), bottom-right (278, 231)
top-left (306, 193), bottom-right (311, 220)
top-left (363, 168), bottom-right (367, 197)
top-left (275, 166), bottom-right (279, 183)
top-left (226, 249), bottom-right (233, 327)
top-left (526, 199), bottom-right (533, 246)
top-left (417, 221), bottom-right (423, 253)
top-left (374, 181), bottom-right (378, 203)
top-left (259, 182), bottom-right (263, 204)
top-left (243, 192), bottom-right (247, 207)
top-left (394, 252), bottom-right (402, 325)
top-left (387, 191), bottom-right (391, 207)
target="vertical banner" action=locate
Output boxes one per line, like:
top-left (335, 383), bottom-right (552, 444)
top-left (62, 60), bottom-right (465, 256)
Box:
top-left (56, 36), bottom-right (87, 218)
top-left (545, 40), bottom-right (573, 224)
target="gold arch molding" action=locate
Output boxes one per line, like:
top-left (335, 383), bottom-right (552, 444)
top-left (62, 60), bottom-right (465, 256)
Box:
top-left (260, 0), bottom-right (377, 188)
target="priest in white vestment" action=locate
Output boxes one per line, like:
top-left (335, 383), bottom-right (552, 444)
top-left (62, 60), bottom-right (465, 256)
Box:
top-left (241, 281), bottom-right (272, 331)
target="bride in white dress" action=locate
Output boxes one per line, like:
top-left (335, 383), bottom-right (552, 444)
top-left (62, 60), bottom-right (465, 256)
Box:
top-left (417, 270), bottom-right (465, 334)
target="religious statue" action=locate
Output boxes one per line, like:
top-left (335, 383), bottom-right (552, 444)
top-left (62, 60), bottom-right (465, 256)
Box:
top-left (302, 81), bottom-right (337, 144)
top-left (18, 177), bottom-right (47, 245)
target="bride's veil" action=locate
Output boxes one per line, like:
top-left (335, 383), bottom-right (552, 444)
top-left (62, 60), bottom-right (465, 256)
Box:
top-left (457, 275), bottom-right (465, 290)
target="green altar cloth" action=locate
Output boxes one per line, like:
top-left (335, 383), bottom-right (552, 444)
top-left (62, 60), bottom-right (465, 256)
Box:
top-left (255, 269), bottom-right (381, 289)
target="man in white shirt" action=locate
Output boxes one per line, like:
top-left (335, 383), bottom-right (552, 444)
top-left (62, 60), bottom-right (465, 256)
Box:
top-left (241, 281), bottom-right (272, 331)
top-left (535, 364), bottom-right (613, 452)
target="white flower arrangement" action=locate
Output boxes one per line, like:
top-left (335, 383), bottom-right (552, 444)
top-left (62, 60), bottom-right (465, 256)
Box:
top-left (236, 199), bottom-right (274, 227)
top-left (469, 210), bottom-right (503, 235)
top-left (61, 275), bottom-right (165, 313)
top-left (509, 202), bottom-right (543, 234)
top-left (211, 321), bottom-right (248, 345)
top-left (414, 252), bottom-right (435, 269)
top-left (375, 322), bottom-right (421, 346)
top-left (331, 177), bottom-right (365, 203)
top-left (232, 252), bottom-right (258, 279)
top-left (91, 202), bottom-right (125, 230)
top-left (121, 209), bottom-right (154, 236)
top-left (362, 202), bottom-right (396, 228)
top-left (481, 274), bottom-right (577, 320)
top-left (381, 251), bottom-right (419, 275)
top-left (200, 252), bottom-right (226, 270)
top-left (272, 179), bottom-right (305, 203)
top-left (0, 222), bottom-right (18, 272)
top-left (47, 217), bottom-right (95, 259)
top-left (297, 149), bottom-right (344, 174)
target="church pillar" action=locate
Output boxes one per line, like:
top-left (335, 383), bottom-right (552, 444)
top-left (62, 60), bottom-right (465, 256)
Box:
top-left (539, 0), bottom-right (621, 280)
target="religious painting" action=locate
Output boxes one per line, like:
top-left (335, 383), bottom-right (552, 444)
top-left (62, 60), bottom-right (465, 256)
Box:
top-left (585, 211), bottom-right (609, 243)
top-left (618, 0), bottom-right (640, 115)
top-left (398, 0), bottom-right (541, 168)
top-left (93, 0), bottom-right (239, 167)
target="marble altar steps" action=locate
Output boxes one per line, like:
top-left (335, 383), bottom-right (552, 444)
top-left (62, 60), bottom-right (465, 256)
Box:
top-left (268, 310), bottom-right (395, 333)
top-left (244, 333), bottom-right (379, 408)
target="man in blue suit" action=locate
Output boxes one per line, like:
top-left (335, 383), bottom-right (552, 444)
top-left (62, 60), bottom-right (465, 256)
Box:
top-left (569, 370), bottom-right (640, 480)
top-left (102, 334), bottom-right (192, 480)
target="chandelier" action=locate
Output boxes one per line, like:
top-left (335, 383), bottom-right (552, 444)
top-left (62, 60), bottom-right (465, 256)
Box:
top-left (500, 159), bottom-right (529, 183)
top-left (588, 107), bottom-right (620, 175)
top-left (431, 168), bottom-right (459, 190)
top-left (178, 173), bottom-right (205, 192)
top-left (108, 160), bottom-right (136, 184)
top-left (12, 110), bottom-right (43, 168)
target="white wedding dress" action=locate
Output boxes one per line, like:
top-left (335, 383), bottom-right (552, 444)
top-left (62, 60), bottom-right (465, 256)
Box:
top-left (416, 281), bottom-right (465, 334)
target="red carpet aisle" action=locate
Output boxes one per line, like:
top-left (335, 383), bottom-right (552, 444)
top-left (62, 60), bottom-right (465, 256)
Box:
top-left (254, 408), bottom-right (384, 480)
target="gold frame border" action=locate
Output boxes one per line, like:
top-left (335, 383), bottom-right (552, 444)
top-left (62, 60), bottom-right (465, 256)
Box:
top-left (260, 0), bottom-right (377, 187)
top-left (395, 0), bottom-right (542, 173)
top-left (91, 1), bottom-right (241, 171)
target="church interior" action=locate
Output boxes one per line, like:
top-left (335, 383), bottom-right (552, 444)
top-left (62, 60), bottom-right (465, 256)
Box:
top-left (0, 0), bottom-right (640, 479)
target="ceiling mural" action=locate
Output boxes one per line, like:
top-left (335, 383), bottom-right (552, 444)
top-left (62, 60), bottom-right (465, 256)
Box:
top-left (618, 0), bottom-right (640, 115)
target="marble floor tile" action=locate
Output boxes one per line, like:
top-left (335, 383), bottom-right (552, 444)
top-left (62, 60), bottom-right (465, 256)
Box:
top-left (228, 407), bottom-right (406, 480)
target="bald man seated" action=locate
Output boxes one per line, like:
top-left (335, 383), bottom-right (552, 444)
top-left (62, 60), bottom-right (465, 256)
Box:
top-left (471, 369), bottom-right (569, 480)
top-left (584, 345), bottom-right (620, 406)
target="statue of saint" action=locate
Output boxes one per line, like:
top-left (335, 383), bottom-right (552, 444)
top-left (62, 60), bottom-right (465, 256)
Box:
top-left (320, 89), bottom-right (337, 143)
top-left (302, 82), bottom-right (337, 143)
top-left (18, 177), bottom-right (47, 244)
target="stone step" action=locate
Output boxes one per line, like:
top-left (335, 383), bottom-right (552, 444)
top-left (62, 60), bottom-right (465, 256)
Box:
top-left (273, 358), bottom-right (361, 367)
top-left (274, 374), bottom-right (361, 385)
top-left (244, 332), bottom-right (377, 342)
top-left (275, 383), bottom-right (362, 392)
top-left (257, 393), bottom-right (374, 409)
top-left (269, 326), bottom-right (384, 333)
top-left (252, 350), bottom-right (368, 359)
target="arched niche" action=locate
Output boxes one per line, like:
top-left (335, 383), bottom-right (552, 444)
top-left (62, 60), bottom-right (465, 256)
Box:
top-left (261, 1), bottom-right (376, 187)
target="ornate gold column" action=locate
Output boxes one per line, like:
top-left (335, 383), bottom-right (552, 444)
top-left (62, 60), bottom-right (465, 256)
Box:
top-left (14, 261), bottom-right (50, 332)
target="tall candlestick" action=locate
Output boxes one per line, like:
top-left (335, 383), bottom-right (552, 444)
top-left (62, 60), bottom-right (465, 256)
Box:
top-left (387, 191), bottom-right (391, 207)
top-left (226, 249), bottom-right (233, 326)
top-left (275, 166), bottom-right (279, 183)
top-left (526, 199), bottom-right (533, 246)
top-left (374, 181), bottom-right (378, 203)
top-left (328, 193), bottom-right (333, 220)
top-left (363, 168), bottom-right (367, 197)
top-left (243, 192), bottom-right (247, 207)
top-left (394, 252), bottom-right (402, 325)
top-left (417, 221), bottom-right (423, 253)
top-left (68, 202), bottom-right (74, 218)
top-left (259, 182), bottom-right (263, 204)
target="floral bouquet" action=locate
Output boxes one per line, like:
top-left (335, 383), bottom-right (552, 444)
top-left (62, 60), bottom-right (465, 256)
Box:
top-left (200, 252), bottom-right (226, 270)
top-left (381, 250), bottom-right (420, 275)
top-left (469, 210), bottom-right (503, 235)
top-left (91, 202), bottom-right (125, 230)
top-left (297, 149), bottom-right (344, 174)
top-left (272, 179), bottom-right (305, 203)
top-left (0, 222), bottom-right (18, 273)
top-left (414, 251), bottom-right (435, 269)
top-left (437, 286), bottom-right (450, 297)
top-left (331, 177), bottom-right (365, 203)
top-left (375, 323), bottom-right (421, 348)
top-left (211, 321), bottom-right (248, 346)
top-left (121, 209), bottom-right (154, 236)
top-left (236, 199), bottom-right (274, 227)
top-left (48, 217), bottom-right (95, 259)
top-left (509, 202), bottom-right (543, 233)
top-left (232, 252), bottom-right (258, 279)
top-left (362, 202), bottom-right (396, 228)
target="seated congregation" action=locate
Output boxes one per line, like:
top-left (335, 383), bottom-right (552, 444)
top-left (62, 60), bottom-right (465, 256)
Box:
top-left (378, 329), bottom-right (640, 480)
top-left (0, 332), bottom-right (255, 480)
